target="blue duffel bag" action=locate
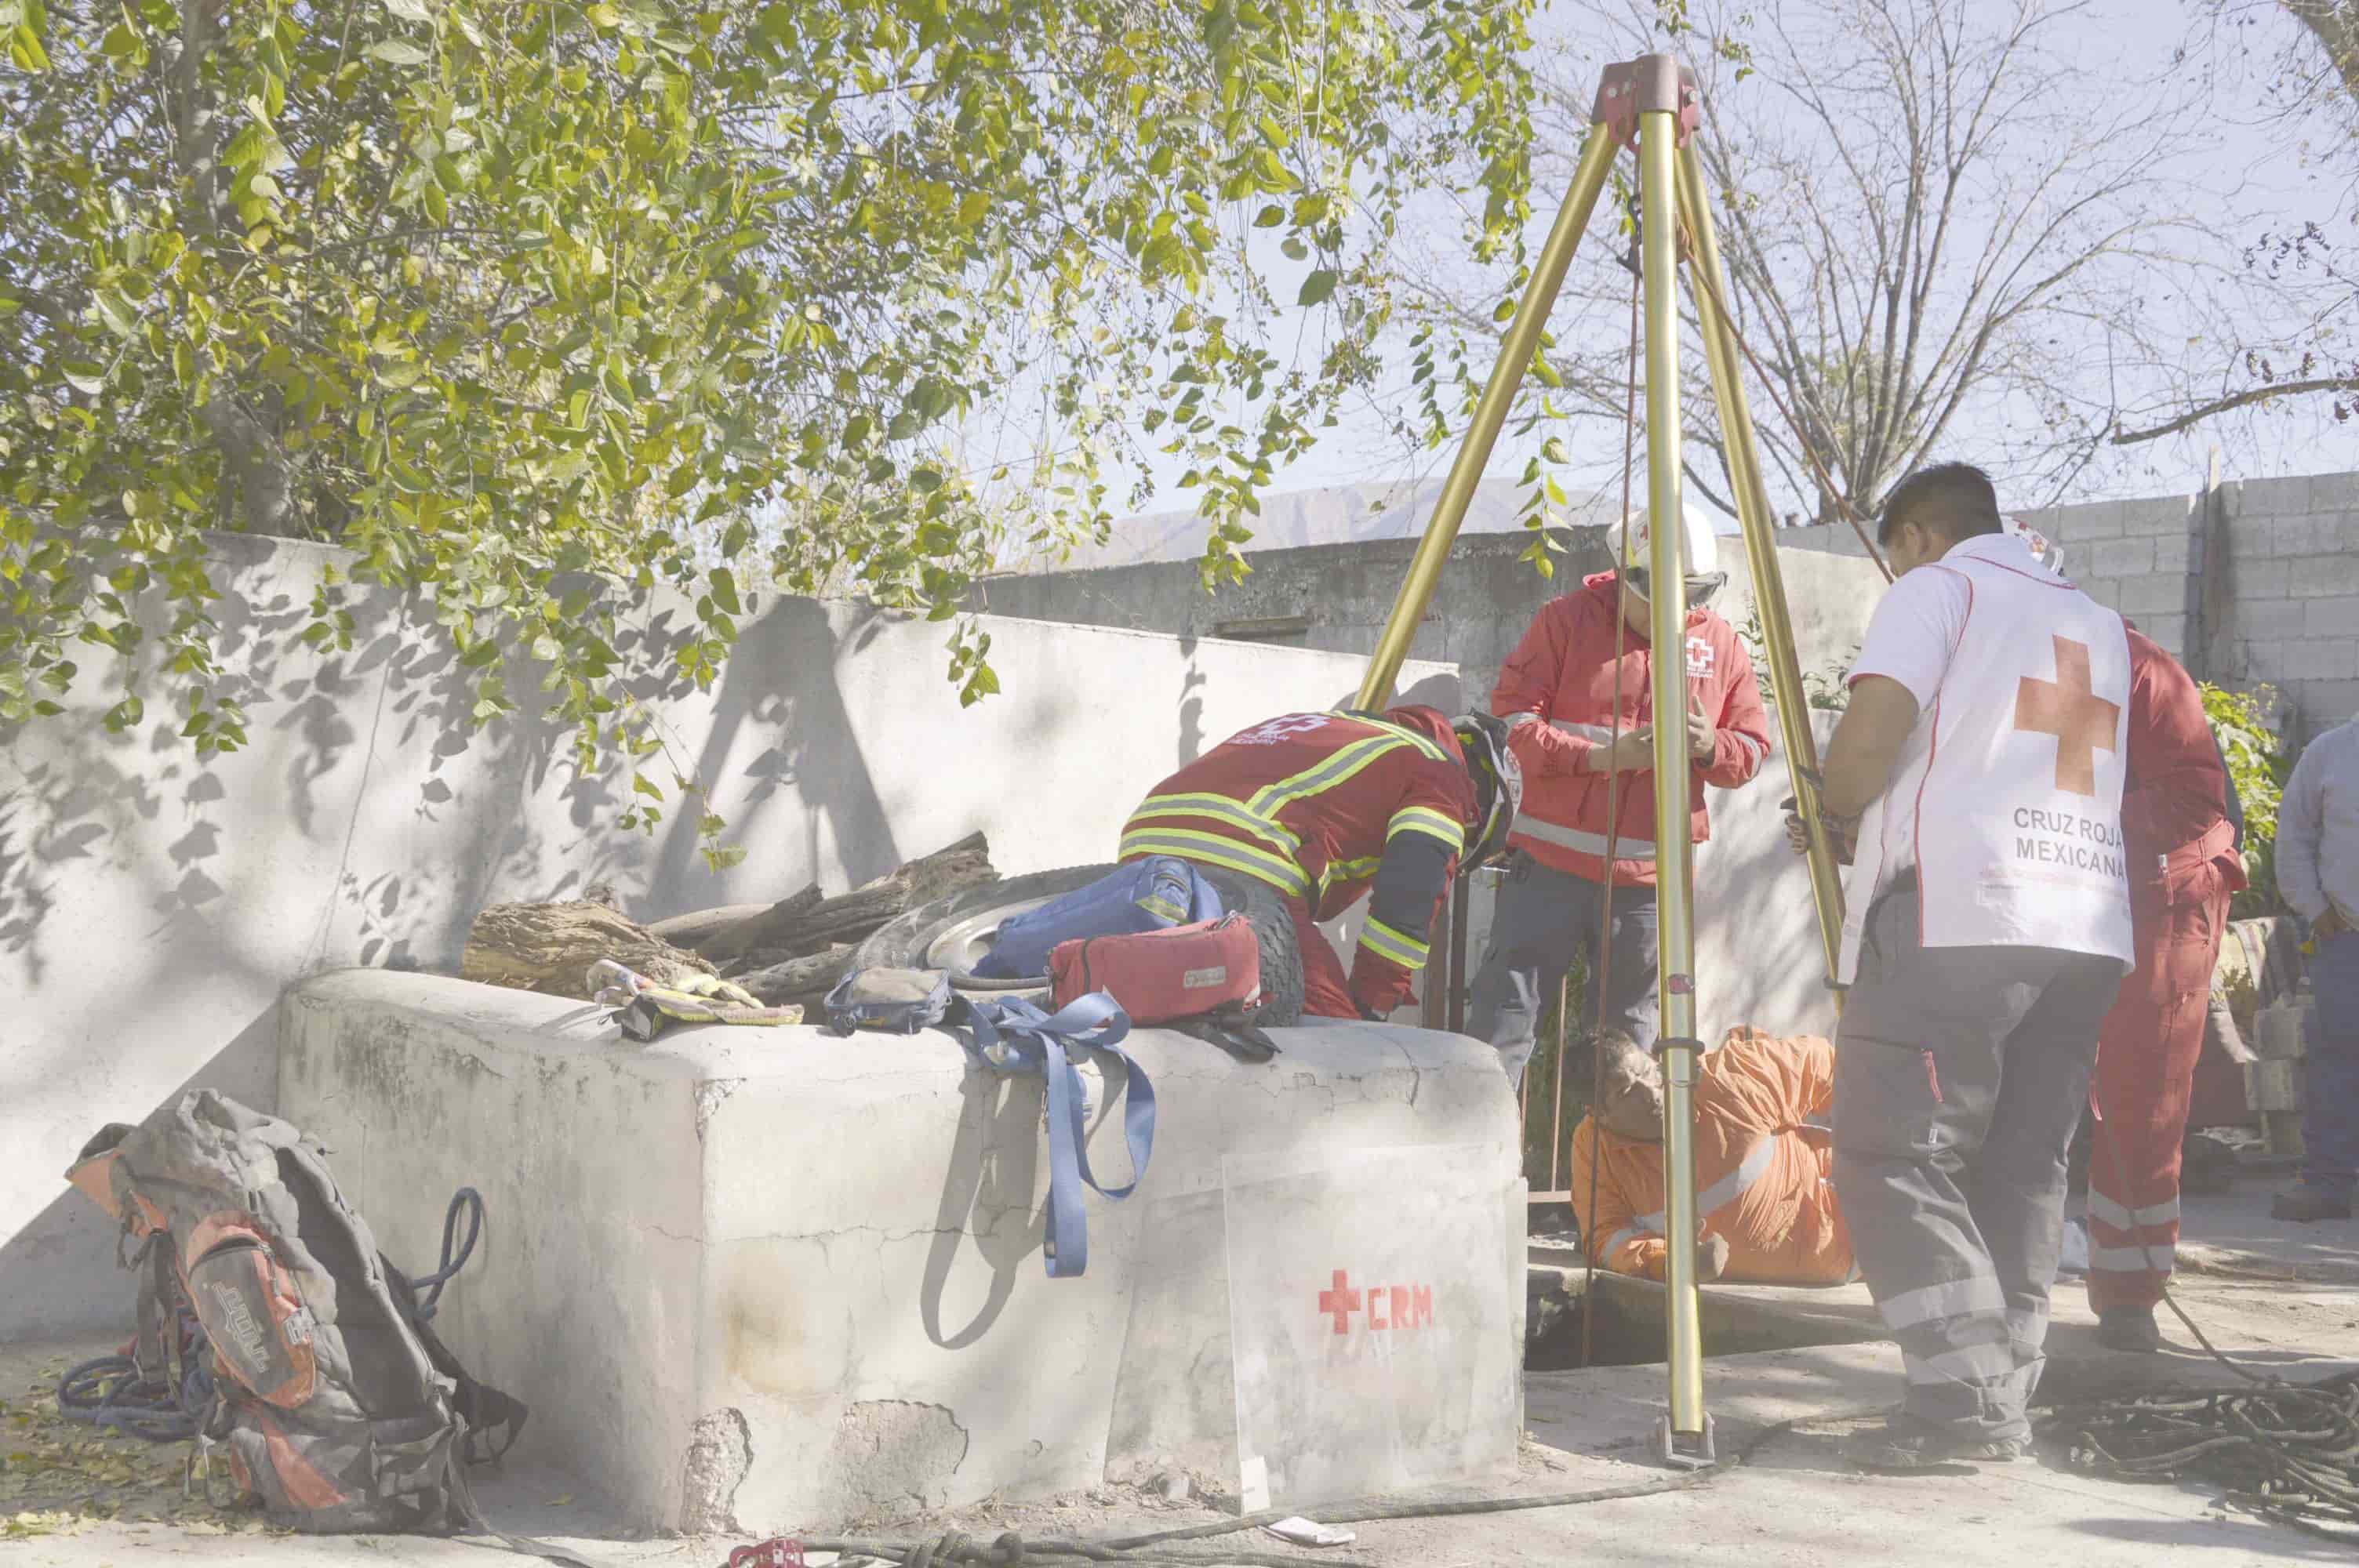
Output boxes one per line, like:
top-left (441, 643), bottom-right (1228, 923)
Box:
top-left (971, 857), bottom-right (1223, 980)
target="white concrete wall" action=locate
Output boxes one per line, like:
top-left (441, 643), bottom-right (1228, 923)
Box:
top-left (0, 532), bottom-right (1457, 1339)
top-left (278, 971), bottom-right (1524, 1530)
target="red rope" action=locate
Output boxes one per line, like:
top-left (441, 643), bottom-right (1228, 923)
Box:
top-left (1579, 258), bottom-right (1643, 1368)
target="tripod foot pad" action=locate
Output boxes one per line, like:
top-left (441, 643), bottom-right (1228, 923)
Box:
top-left (1655, 1412), bottom-right (1717, 1471)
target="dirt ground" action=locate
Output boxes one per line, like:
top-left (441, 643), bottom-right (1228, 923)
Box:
top-left (4, 1182), bottom-right (2357, 1566)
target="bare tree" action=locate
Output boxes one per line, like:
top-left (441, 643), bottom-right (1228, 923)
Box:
top-left (1389, 0), bottom-right (2235, 525)
top-left (2106, 0), bottom-right (2359, 445)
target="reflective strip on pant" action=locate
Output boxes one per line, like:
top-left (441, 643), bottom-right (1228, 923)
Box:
top-left (1903, 1341), bottom-right (2021, 1388)
top-left (2087, 1192), bottom-right (2180, 1229)
top-left (2092, 1242), bottom-right (2177, 1273)
top-left (1877, 1273), bottom-right (2008, 1334)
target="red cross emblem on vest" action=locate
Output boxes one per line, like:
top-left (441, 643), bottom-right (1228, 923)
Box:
top-left (2014, 634), bottom-right (2119, 797)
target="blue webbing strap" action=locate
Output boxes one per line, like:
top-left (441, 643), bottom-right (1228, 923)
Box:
top-left (963, 992), bottom-right (1156, 1278)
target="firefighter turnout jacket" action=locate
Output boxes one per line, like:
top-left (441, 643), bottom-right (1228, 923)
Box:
top-left (1118, 708), bottom-right (1477, 1018)
top-left (1571, 1027), bottom-right (1856, 1286)
top-left (1493, 573), bottom-right (1772, 887)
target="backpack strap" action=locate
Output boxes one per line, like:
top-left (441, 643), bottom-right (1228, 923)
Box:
top-left (1172, 1010), bottom-right (1281, 1065)
top-left (963, 993), bottom-right (1154, 1279)
top-left (383, 1254), bottom-right (529, 1465)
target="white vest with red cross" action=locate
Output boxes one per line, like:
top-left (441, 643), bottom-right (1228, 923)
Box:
top-left (1838, 544), bottom-right (2135, 984)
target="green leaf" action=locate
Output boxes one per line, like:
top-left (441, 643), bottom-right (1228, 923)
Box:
top-left (60, 361), bottom-right (106, 396)
top-left (94, 292), bottom-right (136, 339)
top-left (365, 39), bottom-right (427, 64)
top-left (383, 0), bottom-right (431, 19)
top-left (1296, 269), bottom-right (1338, 307)
top-left (1252, 204), bottom-right (1284, 227)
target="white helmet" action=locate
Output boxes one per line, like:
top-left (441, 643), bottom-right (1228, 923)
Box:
top-left (2003, 515), bottom-right (2066, 578)
top-left (1616, 503), bottom-right (1726, 604)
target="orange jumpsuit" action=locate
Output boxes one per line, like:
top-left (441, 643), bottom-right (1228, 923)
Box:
top-left (1571, 1027), bottom-right (1854, 1285)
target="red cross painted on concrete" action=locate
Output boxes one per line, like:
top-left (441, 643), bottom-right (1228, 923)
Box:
top-left (1318, 1269), bottom-right (1362, 1335)
top-left (2015, 634), bottom-right (2119, 797)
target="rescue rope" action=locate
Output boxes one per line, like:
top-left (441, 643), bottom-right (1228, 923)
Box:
top-left (55, 1335), bottom-right (213, 1443)
top-left (2039, 1372), bottom-right (2359, 1541)
top-left (1578, 244), bottom-right (1644, 1367)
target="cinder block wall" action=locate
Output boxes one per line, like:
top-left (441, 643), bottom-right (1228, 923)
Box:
top-left (1779, 466), bottom-right (2359, 739)
top-left (980, 525), bottom-right (1889, 708)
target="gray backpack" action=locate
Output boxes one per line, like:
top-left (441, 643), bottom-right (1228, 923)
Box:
top-left (64, 1091), bottom-right (547, 1546)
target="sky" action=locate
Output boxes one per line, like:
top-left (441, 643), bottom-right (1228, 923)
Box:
top-left (1008, 0), bottom-right (2359, 570)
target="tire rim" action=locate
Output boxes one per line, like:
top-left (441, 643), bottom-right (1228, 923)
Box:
top-left (921, 895), bottom-right (1065, 989)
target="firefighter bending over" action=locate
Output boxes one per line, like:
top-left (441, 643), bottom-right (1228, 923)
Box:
top-left (1118, 706), bottom-right (1519, 1021)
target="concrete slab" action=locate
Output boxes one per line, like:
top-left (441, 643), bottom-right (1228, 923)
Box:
top-left (274, 970), bottom-right (1526, 1537)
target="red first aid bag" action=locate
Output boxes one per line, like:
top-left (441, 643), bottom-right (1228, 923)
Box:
top-left (1049, 916), bottom-right (1260, 1026)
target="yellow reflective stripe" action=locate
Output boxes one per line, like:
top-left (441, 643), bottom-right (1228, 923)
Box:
top-left (1353, 717), bottom-right (1450, 764)
top-left (1246, 734), bottom-right (1405, 819)
top-left (1358, 916), bottom-right (1430, 970)
top-left (1387, 805), bottom-right (1466, 853)
top-left (1329, 855), bottom-right (1383, 884)
top-left (1139, 894), bottom-right (1187, 924)
top-left (1119, 828), bottom-right (1309, 897)
top-left (1129, 792), bottom-right (1299, 852)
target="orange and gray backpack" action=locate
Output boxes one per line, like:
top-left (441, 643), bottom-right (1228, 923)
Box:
top-left (63, 1091), bottom-right (568, 1555)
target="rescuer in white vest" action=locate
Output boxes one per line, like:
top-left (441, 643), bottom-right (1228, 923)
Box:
top-left (1806, 463), bottom-right (2133, 1471)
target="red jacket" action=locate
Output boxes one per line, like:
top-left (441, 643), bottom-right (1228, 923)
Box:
top-left (1492, 573), bottom-right (1773, 885)
top-left (1119, 708), bottom-right (1478, 1016)
top-left (2123, 626), bottom-right (2246, 913)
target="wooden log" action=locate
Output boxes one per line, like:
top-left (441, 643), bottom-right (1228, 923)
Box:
top-left (461, 898), bottom-right (715, 999)
top-left (656, 886), bottom-right (820, 956)
top-left (703, 833), bottom-right (996, 964)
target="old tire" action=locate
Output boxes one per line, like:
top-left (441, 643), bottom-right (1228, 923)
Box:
top-left (851, 862), bottom-right (1304, 1027)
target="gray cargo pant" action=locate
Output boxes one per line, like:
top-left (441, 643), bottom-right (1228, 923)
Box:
top-left (1466, 851), bottom-right (1659, 1088)
top-left (1834, 887), bottom-right (2122, 1442)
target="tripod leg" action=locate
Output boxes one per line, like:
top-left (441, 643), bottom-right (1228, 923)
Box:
top-left (1676, 142), bottom-right (1849, 1004)
top-left (1353, 124), bottom-right (1619, 710)
top-left (1637, 106), bottom-right (1709, 1458)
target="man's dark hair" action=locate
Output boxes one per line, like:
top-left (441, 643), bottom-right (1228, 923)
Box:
top-left (1877, 462), bottom-right (2005, 547)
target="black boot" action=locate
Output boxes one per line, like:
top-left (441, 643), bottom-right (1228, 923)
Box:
top-left (2097, 1305), bottom-right (2162, 1352)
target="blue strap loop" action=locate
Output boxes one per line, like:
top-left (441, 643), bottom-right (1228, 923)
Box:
top-left (962, 992), bottom-right (1155, 1279)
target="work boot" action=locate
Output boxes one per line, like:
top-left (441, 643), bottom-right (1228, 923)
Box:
top-left (2097, 1305), bottom-right (2163, 1353)
top-left (1843, 1418), bottom-right (2026, 1472)
top-left (2271, 1184), bottom-right (2354, 1223)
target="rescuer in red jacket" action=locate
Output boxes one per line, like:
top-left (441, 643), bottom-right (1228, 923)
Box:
top-left (2087, 620), bottom-right (2246, 1351)
top-left (1466, 506), bottom-right (1774, 1084)
top-left (1119, 706), bottom-right (1521, 1022)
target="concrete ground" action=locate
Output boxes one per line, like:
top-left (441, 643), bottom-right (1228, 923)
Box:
top-left (5, 1184), bottom-right (2356, 1567)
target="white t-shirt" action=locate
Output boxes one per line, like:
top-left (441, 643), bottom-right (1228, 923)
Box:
top-left (1845, 550), bottom-right (1976, 887)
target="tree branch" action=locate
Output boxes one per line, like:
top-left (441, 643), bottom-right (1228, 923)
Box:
top-left (2111, 375), bottom-right (2359, 443)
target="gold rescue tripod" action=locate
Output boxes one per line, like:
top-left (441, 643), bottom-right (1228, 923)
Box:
top-left (1350, 55), bottom-right (1851, 1470)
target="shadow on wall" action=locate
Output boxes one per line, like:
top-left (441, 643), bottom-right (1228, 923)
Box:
top-left (642, 597), bottom-right (901, 910)
top-left (0, 539), bottom-right (909, 1337)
